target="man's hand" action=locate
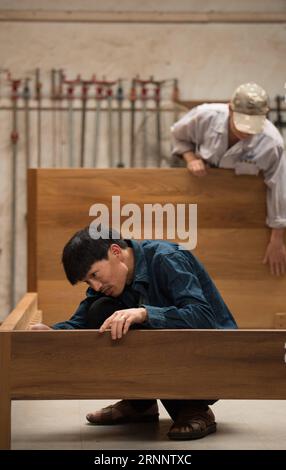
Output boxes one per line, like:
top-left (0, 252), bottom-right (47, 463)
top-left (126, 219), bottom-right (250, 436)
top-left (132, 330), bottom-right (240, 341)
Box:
top-left (186, 158), bottom-right (207, 177)
top-left (183, 151), bottom-right (207, 177)
top-left (99, 307), bottom-right (147, 340)
top-left (30, 322), bottom-right (52, 330)
top-left (263, 240), bottom-right (286, 276)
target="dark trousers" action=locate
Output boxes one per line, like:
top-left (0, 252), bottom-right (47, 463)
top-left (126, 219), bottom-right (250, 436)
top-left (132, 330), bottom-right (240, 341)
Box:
top-left (87, 297), bottom-right (216, 421)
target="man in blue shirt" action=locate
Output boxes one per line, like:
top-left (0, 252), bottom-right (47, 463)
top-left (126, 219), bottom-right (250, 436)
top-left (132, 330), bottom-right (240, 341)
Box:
top-left (33, 227), bottom-right (237, 440)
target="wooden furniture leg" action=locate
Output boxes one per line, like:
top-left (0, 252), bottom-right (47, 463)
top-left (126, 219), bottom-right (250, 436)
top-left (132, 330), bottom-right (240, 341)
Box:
top-left (0, 332), bottom-right (11, 449)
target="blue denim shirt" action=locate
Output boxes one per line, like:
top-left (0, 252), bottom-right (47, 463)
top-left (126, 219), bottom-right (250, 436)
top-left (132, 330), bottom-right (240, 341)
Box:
top-left (53, 240), bottom-right (237, 330)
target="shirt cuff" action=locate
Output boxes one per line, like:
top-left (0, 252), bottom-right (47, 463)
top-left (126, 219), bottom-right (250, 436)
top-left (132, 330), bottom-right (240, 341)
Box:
top-left (266, 216), bottom-right (286, 229)
top-left (141, 304), bottom-right (172, 328)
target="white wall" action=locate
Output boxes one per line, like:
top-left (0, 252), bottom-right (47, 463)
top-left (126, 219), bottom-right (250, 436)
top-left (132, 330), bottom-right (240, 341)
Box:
top-left (1, 22), bottom-right (286, 99)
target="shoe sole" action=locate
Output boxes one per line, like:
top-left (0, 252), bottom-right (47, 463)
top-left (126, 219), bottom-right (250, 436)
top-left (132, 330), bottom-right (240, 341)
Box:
top-left (167, 422), bottom-right (217, 440)
top-left (87, 414), bottom-right (159, 426)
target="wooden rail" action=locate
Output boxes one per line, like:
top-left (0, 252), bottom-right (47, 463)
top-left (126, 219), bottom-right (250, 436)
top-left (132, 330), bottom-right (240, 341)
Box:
top-left (11, 329), bottom-right (286, 401)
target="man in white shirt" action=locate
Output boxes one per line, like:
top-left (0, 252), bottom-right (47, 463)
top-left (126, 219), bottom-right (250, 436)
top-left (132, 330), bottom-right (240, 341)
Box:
top-left (171, 83), bottom-right (286, 276)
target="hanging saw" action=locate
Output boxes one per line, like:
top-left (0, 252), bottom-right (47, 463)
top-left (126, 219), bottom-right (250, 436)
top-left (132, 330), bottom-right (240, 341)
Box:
top-left (136, 76), bottom-right (162, 167)
top-left (80, 77), bottom-right (93, 167)
top-left (92, 78), bottom-right (103, 167)
top-left (63, 74), bottom-right (80, 167)
top-left (22, 77), bottom-right (31, 169)
top-left (172, 78), bottom-right (180, 125)
top-left (95, 77), bottom-right (117, 168)
top-left (51, 69), bottom-right (57, 167)
top-left (129, 78), bottom-right (137, 167)
top-left (154, 79), bottom-right (163, 168)
top-left (146, 76), bottom-right (165, 168)
top-left (58, 69), bottom-right (65, 167)
top-left (138, 79), bottom-right (148, 167)
top-left (116, 79), bottom-right (124, 167)
top-left (35, 68), bottom-right (42, 167)
top-left (133, 77), bottom-right (148, 167)
top-left (8, 73), bottom-right (21, 309)
top-left (105, 79), bottom-right (117, 168)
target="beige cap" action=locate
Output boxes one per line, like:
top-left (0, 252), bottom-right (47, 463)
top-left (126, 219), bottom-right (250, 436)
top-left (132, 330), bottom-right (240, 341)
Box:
top-left (230, 83), bottom-right (269, 134)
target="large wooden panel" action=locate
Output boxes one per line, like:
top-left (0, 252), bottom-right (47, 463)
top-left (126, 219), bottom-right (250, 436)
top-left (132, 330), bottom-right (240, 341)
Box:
top-left (27, 168), bottom-right (286, 327)
top-left (37, 228), bottom-right (269, 281)
top-left (11, 330), bottom-right (286, 400)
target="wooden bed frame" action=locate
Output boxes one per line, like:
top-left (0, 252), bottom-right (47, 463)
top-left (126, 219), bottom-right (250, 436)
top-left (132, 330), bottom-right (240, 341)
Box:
top-left (1, 168), bottom-right (286, 449)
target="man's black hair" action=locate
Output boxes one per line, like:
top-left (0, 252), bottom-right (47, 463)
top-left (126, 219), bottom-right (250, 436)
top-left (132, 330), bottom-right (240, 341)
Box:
top-left (62, 227), bottom-right (128, 285)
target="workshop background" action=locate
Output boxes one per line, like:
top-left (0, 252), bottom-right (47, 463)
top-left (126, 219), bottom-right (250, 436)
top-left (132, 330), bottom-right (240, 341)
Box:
top-left (0, 0), bottom-right (286, 320)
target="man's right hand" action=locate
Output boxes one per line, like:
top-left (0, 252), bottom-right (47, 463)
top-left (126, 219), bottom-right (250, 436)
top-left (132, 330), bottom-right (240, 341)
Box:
top-left (30, 323), bottom-right (52, 331)
top-left (183, 151), bottom-right (207, 177)
top-left (186, 158), bottom-right (207, 176)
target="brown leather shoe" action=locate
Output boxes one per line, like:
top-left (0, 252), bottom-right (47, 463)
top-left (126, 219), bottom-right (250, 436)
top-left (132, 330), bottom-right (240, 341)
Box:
top-left (86, 400), bottom-right (159, 425)
top-left (167, 406), bottom-right (216, 440)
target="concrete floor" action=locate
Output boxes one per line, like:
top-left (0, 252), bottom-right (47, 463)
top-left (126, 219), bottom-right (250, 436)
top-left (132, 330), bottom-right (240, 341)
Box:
top-left (12, 399), bottom-right (286, 450)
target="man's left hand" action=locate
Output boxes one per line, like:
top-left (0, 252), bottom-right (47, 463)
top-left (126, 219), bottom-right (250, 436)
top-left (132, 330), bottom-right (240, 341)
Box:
top-left (99, 307), bottom-right (147, 340)
top-left (263, 240), bottom-right (286, 276)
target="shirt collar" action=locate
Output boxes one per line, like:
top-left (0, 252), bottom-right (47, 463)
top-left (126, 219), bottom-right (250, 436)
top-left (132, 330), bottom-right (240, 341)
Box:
top-left (212, 107), bottom-right (229, 134)
top-left (126, 239), bottom-right (149, 288)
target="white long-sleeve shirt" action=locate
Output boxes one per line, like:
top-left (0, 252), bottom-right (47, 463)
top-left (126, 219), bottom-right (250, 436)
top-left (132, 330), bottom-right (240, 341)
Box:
top-left (171, 103), bottom-right (286, 229)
